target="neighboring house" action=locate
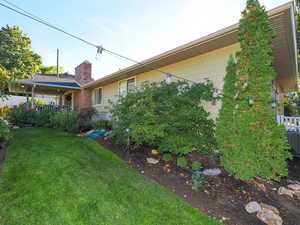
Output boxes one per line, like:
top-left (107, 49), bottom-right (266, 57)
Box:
top-left (9, 2), bottom-right (298, 121)
top-left (0, 95), bottom-right (55, 107)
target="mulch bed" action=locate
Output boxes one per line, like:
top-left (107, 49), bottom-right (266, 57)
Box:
top-left (97, 137), bottom-right (300, 225)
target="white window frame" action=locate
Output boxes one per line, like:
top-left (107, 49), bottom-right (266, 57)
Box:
top-left (92, 87), bottom-right (102, 106)
top-left (118, 77), bottom-right (136, 96)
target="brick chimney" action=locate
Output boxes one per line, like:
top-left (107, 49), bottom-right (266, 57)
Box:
top-left (73, 60), bottom-right (93, 112)
top-left (75, 60), bottom-right (93, 85)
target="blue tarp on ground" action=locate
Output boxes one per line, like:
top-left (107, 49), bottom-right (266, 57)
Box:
top-left (88, 130), bottom-right (107, 139)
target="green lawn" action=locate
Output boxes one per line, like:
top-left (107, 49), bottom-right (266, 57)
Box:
top-left (0, 128), bottom-right (221, 225)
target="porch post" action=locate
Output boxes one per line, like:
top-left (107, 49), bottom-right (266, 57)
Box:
top-left (31, 85), bottom-right (35, 109)
top-left (62, 94), bottom-right (65, 105)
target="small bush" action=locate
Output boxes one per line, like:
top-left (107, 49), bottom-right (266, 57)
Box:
top-left (192, 171), bottom-right (206, 189)
top-left (8, 107), bottom-right (36, 127)
top-left (50, 111), bottom-right (80, 133)
top-left (162, 153), bottom-right (173, 162)
top-left (0, 106), bottom-right (11, 118)
top-left (92, 120), bottom-right (112, 130)
top-left (35, 110), bottom-right (54, 127)
top-left (78, 107), bottom-right (97, 131)
top-left (191, 162), bottom-right (203, 171)
top-left (176, 157), bottom-right (188, 168)
top-left (0, 119), bottom-right (11, 145)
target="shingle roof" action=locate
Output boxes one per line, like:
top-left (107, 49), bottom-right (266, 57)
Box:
top-left (18, 73), bottom-right (81, 89)
top-left (34, 81), bottom-right (80, 88)
top-left (32, 74), bottom-right (76, 83)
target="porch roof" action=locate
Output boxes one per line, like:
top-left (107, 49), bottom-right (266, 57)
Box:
top-left (9, 74), bottom-right (81, 96)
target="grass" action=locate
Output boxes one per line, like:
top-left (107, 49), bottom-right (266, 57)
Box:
top-left (0, 128), bottom-right (221, 225)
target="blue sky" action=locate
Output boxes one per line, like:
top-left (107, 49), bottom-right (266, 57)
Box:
top-left (0, 0), bottom-right (291, 79)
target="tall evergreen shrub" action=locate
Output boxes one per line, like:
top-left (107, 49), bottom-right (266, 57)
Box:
top-left (216, 55), bottom-right (237, 152)
top-left (218, 0), bottom-right (291, 181)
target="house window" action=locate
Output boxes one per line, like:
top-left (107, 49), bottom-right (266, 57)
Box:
top-left (119, 78), bottom-right (136, 96)
top-left (93, 88), bottom-right (102, 105)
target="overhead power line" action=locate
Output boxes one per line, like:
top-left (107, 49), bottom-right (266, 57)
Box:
top-left (0, 0), bottom-right (199, 84)
top-left (0, 1), bottom-right (97, 48)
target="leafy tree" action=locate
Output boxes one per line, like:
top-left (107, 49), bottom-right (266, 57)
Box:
top-left (0, 65), bottom-right (10, 99)
top-left (110, 81), bottom-right (216, 155)
top-left (219, 0), bottom-right (291, 181)
top-left (0, 25), bottom-right (42, 91)
top-left (40, 65), bottom-right (64, 74)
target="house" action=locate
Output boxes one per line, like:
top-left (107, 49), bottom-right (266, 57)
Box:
top-left (9, 2), bottom-right (298, 121)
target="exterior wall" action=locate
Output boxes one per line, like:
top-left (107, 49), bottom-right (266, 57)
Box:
top-left (92, 43), bottom-right (240, 119)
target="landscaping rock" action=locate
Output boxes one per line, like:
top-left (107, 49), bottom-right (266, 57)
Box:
top-left (85, 130), bottom-right (95, 135)
top-left (257, 208), bottom-right (282, 225)
top-left (245, 201), bottom-right (261, 213)
top-left (293, 191), bottom-right (300, 200)
top-left (287, 179), bottom-right (300, 185)
top-left (202, 168), bottom-right (221, 176)
top-left (287, 184), bottom-right (300, 191)
top-left (146, 157), bottom-right (159, 164)
top-left (150, 149), bottom-right (159, 155)
top-left (277, 187), bottom-right (294, 198)
top-left (260, 203), bottom-right (279, 215)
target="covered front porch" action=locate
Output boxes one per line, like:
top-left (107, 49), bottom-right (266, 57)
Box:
top-left (8, 74), bottom-right (81, 110)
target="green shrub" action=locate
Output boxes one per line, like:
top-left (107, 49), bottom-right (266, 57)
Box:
top-left (191, 162), bottom-right (203, 171)
top-left (0, 119), bottom-right (11, 145)
top-left (217, 0), bottom-right (291, 181)
top-left (78, 107), bottom-right (97, 131)
top-left (92, 120), bottom-right (112, 130)
top-left (0, 106), bottom-right (11, 118)
top-left (192, 171), bottom-right (206, 189)
top-left (50, 111), bottom-right (80, 133)
top-left (8, 107), bottom-right (36, 127)
top-left (162, 153), bottom-right (173, 162)
top-left (176, 157), bottom-right (188, 168)
top-left (35, 110), bottom-right (54, 127)
top-left (110, 81), bottom-right (216, 155)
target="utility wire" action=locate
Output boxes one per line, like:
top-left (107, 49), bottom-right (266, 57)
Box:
top-left (0, 0), bottom-right (198, 84)
top-left (2, 0), bottom-right (50, 25)
top-left (0, 1), bottom-right (97, 48)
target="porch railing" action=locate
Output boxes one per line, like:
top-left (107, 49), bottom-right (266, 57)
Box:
top-left (34, 104), bottom-right (72, 111)
top-left (277, 115), bottom-right (300, 132)
top-left (21, 102), bottom-right (72, 111)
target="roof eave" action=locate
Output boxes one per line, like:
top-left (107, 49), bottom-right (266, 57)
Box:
top-left (83, 1), bottom-right (295, 89)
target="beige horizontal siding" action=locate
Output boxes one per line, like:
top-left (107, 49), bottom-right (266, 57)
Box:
top-left (92, 43), bottom-right (240, 119)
